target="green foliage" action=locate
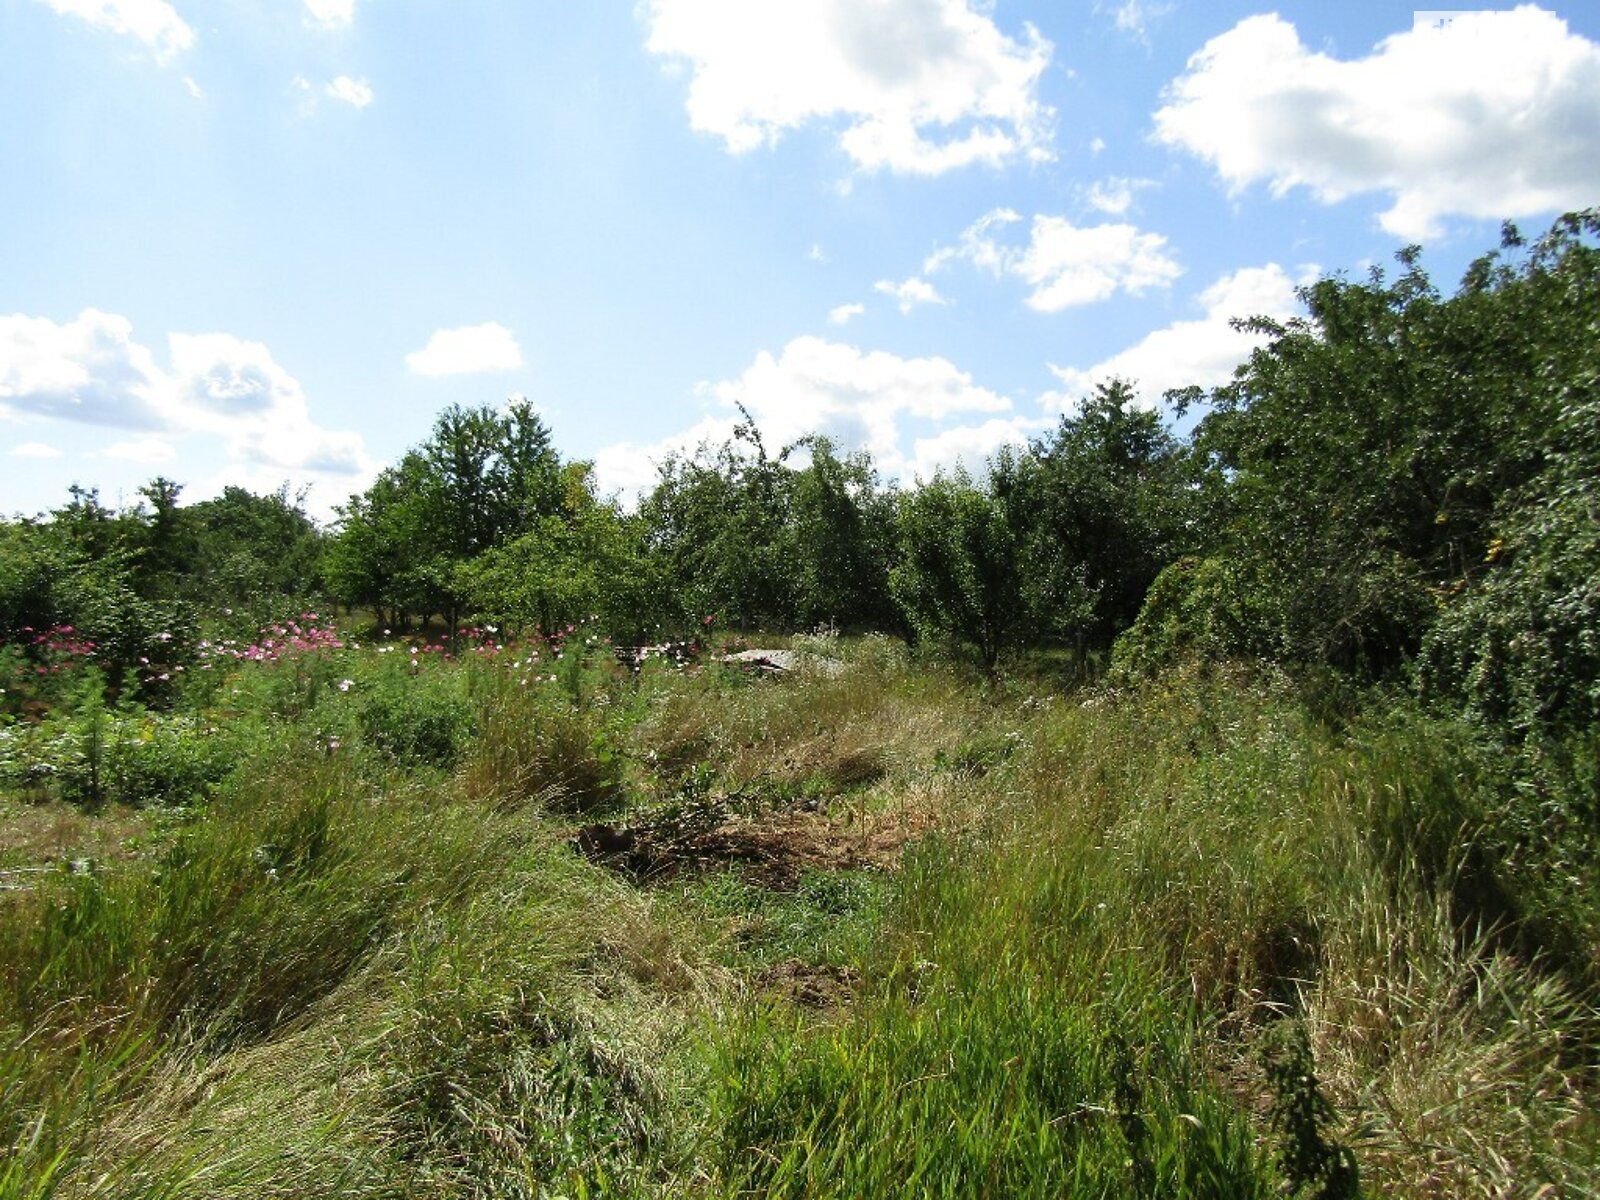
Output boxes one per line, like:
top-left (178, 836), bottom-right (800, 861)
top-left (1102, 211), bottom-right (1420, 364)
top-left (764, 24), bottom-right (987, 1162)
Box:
top-left (1261, 1021), bottom-right (1360, 1200)
top-left (640, 422), bottom-right (897, 634)
top-left (1417, 316), bottom-right (1600, 736)
top-left (327, 399), bottom-right (565, 628)
top-left (889, 461), bottom-right (1030, 672)
top-left (785, 438), bottom-right (899, 631)
top-left (357, 671), bottom-right (475, 769)
top-left (1022, 379), bottom-right (1194, 652)
top-left (1110, 556), bottom-right (1284, 681)
top-left (640, 418), bottom-right (796, 631)
top-left (186, 485), bottom-right (325, 616)
top-left (458, 463), bottom-right (662, 642)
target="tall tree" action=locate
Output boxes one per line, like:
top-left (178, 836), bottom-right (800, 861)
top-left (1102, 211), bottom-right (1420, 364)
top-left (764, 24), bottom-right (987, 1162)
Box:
top-left (1023, 379), bottom-right (1190, 653)
top-left (890, 457), bottom-right (1031, 674)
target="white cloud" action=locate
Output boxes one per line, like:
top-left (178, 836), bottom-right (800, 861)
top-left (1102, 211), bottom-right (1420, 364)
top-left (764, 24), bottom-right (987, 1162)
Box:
top-left (643, 0), bottom-right (1055, 174)
top-left (183, 75), bottom-right (203, 99)
top-left (305, 0), bottom-right (355, 30)
top-left (922, 206), bottom-right (1020, 276)
top-left (1017, 217), bottom-right (1181, 311)
top-left (924, 209), bottom-right (1181, 311)
top-left (594, 335), bottom-right (1014, 497)
top-left (40, 0), bottom-right (194, 60)
top-left (873, 276), bottom-right (946, 314)
top-left (808, 243), bottom-right (828, 263)
top-left (906, 415), bottom-right (1048, 481)
top-left (10, 441), bottom-right (62, 459)
top-left (405, 323), bottom-right (524, 377)
top-left (1045, 263), bottom-right (1307, 410)
top-left (0, 309), bottom-right (373, 496)
top-left (0, 309), bottom-right (169, 428)
top-left (1081, 176), bottom-right (1155, 216)
top-left (1154, 8), bottom-right (1600, 240)
top-left (325, 75), bottom-right (373, 108)
top-left (1103, 0), bottom-right (1172, 45)
top-left (101, 435), bottom-right (177, 464)
top-left (828, 303), bottom-right (865, 326)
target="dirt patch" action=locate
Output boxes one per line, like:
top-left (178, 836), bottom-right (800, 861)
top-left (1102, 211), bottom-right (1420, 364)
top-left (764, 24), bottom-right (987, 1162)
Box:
top-left (0, 798), bottom-right (151, 881)
top-left (574, 803), bottom-right (935, 891)
top-left (759, 958), bottom-right (860, 1009)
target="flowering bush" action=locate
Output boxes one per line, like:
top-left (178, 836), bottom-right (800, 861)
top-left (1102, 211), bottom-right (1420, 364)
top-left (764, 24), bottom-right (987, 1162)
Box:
top-left (0, 625), bottom-right (99, 717)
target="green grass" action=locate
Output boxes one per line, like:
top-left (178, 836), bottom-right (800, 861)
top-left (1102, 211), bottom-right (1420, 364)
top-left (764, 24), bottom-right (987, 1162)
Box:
top-left (1, 641), bottom-right (1595, 1197)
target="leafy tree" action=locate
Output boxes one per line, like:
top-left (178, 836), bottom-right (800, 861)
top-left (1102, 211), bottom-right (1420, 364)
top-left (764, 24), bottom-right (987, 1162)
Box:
top-left (132, 477), bottom-right (200, 598)
top-left (1416, 212), bottom-right (1600, 733)
top-left (784, 437), bottom-right (898, 631)
top-left (327, 400), bottom-right (566, 629)
top-left (458, 463), bottom-right (661, 640)
top-left (889, 458), bottom-right (1031, 673)
top-left (638, 414), bottom-right (796, 631)
top-left (1022, 379), bottom-right (1191, 653)
top-left (187, 485), bottom-right (325, 612)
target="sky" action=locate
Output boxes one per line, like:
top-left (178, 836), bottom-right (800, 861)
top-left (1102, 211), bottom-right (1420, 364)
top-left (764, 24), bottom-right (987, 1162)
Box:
top-left (2, 1), bottom-right (1598, 523)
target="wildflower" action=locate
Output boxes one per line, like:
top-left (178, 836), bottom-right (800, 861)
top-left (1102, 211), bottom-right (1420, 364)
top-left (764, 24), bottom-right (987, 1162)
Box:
top-left (337, 679), bottom-right (354, 692)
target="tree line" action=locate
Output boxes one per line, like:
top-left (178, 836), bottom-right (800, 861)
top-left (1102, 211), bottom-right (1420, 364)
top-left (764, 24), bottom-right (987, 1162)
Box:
top-left (4, 210), bottom-right (1596, 741)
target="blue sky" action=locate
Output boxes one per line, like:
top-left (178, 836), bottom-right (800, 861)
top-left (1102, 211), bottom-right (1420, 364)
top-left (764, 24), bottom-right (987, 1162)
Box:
top-left (3, 1), bottom-right (1598, 522)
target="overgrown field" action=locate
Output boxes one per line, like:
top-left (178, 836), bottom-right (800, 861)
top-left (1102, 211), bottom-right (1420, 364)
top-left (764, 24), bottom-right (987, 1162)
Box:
top-left (2, 625), bottom-right (1594, 1198)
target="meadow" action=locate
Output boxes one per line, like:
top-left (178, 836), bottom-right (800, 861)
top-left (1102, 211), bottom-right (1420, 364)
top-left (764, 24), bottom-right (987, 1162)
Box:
top-left (4, 212), bottom-right (1598, 1196)
top-left (2, 617), bottom-right (1593, 1198)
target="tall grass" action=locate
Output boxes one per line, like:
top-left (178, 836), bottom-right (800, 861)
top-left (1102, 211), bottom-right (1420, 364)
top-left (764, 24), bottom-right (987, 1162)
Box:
top-left (2, 646), bottom-right (1595, 1197)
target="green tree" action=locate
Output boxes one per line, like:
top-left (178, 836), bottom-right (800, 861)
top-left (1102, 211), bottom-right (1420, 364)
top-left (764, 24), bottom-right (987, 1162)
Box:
top-left (188, 485), bottom-right (325, 612)
top-left (1416, 213), bottom-right (1600, 733)
top-left (785, 437), bottom-right (898, 631)
top-left (638, 414), bottom-right (797, 631)
top-left (326, 400), bottom-right (566, 630)
top-left (458, 464), bottom-right (660, 641)
top-left (889, 458), bottom-right (1031, 673)
top-left (1022, 379), bottom-right (1191, 654)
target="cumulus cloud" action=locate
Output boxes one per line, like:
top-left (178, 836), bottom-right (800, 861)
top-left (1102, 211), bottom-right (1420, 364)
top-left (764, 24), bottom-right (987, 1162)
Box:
top-left (405, 323), bottom-right (524, 377)
top-left (10, 441), bottom-right (62, 459)
top-left (924, 208), bottom-right (1181, 311)
top-left (873, 276), bottom-right (946, 314)
top-left (1015, 217), bottom-right (1181, 311)
top-left (828, 303), bottom-right (865, 326)
top-left (1153, 8), bottom-right (1600, 240)
top-left (594, 335), bottom-right (1015, 497)
top-left (325, 75), bottom-right (373, 107)
top-left (905, 415), bottom-right (1049, 481)
top-left (643, 0), bottom-right (1055, 174)
top-left (1045, 263), bottom-right (1307, 411)
top-left (0, 309), bottom-right (169, 428)
top-left (0, 309), bottom-right (372, 486)
top-left (305, 0), bottom-right (355, 29)
top-left (40, 0), bottom-right (194, 60)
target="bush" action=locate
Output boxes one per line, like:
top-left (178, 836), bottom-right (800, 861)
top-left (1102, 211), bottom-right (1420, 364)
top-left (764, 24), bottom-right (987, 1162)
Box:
top-left (357, 676), bottom-right (475, 769)
top-left (1109, 556), bottom-right (1284, 681)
